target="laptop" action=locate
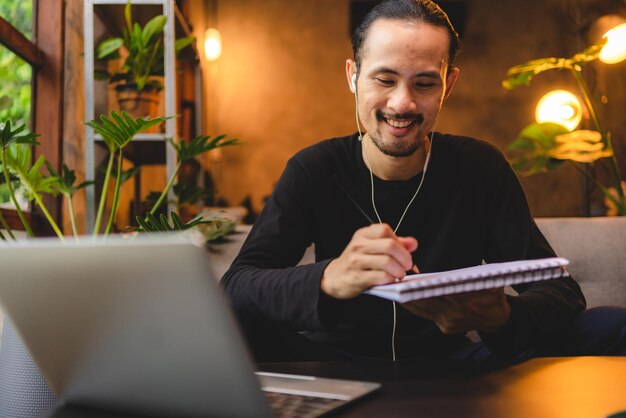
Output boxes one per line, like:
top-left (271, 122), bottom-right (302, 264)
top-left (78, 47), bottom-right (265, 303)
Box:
top-left (0, 234), bottom-right (379, 417)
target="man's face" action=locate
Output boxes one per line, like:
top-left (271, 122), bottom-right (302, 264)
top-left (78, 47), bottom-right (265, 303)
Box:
top-left (347, 19), bottom-right (459, 157)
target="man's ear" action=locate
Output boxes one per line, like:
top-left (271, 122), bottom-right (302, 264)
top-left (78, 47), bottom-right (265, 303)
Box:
top-left (346, 59), bottom-right (358, 93)
top-left (443, 67), bottom-right (460, 100)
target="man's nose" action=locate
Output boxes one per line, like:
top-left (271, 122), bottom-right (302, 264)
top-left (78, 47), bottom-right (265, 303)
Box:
top-left (387, 84), bottom-right (418, 114)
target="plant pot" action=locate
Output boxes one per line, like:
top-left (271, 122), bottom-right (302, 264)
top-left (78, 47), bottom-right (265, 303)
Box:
top-left (115, 84), bottom-right (162, 133)
top-left (0, 318), bottom-right (58, 417)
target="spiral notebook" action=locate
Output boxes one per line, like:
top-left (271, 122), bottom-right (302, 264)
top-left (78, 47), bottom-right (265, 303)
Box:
top-left (365, 257), bottom-right (570, 303)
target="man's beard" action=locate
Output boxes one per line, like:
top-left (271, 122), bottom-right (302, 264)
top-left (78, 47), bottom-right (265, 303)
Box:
top-left (369, 111), bottom-right (425, 157)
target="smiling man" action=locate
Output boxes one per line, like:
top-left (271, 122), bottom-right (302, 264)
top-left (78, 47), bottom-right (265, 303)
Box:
top-left (222, 0), bottom-right (626, 362)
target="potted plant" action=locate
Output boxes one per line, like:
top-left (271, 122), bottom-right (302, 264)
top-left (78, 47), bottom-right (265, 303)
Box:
top-left (503, 32), bottom-right (626, 216)
top-left (0, 98), bottom-right (239, 240)
top-left (94, 1), bottom-right (194, 120)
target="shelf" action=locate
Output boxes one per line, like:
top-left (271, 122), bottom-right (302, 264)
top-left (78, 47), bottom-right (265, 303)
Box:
top-left (85, 0), bottom-right (184, 233)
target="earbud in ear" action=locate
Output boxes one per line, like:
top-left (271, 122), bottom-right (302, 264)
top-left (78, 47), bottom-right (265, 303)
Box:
top-left (350, 74), bottom-right (357, 93)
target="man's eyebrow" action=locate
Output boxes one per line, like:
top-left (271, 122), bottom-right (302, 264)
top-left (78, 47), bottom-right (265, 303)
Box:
top-left (415, 71), bottom-right (442, 79)
top-left (369, 67), bottom-right (442, 78)
top-left (370, 67), bottom-right (400, 75)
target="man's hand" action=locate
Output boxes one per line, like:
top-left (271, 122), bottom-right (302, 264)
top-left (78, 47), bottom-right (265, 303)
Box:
top-left (402, 288), bottom-right (511, 334)
top-left (321, 224), bottom-right (417, 299)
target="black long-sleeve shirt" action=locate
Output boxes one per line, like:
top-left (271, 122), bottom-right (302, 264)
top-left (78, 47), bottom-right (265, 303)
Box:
top-left (222, 133), bottom-right (586, 359)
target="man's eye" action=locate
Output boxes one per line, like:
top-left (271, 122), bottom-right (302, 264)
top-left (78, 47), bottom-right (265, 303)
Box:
top-left (375, 78), bottom-right (394, 86)
top-left (415, 82), bottom-right (436, 89)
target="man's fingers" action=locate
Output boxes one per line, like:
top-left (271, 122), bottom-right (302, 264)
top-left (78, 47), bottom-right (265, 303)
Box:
top-left (358, 238), bottom-right (414, 271)
top-left (360, 254), bottom-right (407, 279)
top-left (355, 223), bottom-right (396, 239)
top-left (397, 236), bottom-right (418, 252)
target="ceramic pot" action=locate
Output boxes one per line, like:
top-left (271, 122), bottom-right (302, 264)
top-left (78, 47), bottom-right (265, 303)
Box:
top-left (115, 83), bottom-right (162, 132)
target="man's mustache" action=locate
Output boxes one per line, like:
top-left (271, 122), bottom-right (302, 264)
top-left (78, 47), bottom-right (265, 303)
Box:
top-left (376, 111), bottom-right (424, 124)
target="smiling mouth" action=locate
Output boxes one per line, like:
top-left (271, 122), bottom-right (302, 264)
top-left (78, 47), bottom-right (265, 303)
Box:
top-left (377, 112), bottom-right (424, 131)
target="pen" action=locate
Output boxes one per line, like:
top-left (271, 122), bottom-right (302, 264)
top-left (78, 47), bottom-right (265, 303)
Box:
top-left (332, 174), bottom-right (420, 275)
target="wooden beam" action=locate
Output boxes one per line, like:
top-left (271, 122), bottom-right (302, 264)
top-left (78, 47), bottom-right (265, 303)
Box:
top-left (32, 0), bottom-right (65, 233)
top-left (0, 15), bottom-right (44, 67)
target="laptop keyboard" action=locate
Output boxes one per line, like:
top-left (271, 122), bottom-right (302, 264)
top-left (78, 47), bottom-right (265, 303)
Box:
top-left (264, 391), bottom-right (346, 418)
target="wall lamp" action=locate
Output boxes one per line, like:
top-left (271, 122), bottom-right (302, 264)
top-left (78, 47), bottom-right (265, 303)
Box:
top-left (204, 28), bottom-right (222, 61)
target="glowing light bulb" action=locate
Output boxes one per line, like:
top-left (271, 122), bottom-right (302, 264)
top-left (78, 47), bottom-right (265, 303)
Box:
top-left (535, 90), bottom-right (583, 132)
top-left (599, 23), bottom-right (626, 64)
top-left (204, 28), bottom-right (222, 61)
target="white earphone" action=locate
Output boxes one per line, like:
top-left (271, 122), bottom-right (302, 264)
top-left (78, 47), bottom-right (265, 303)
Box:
top-left (349, 66), bottom-right (434, 362)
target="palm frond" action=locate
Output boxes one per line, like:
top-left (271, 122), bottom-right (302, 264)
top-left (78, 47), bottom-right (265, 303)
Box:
top-left (5, 146), bottom-right (59, 200)
top-left (131, 211), bottom-right (216, 233)
top-left (0, 121), bottom-right (40, 149)
top-left (167, 134), bottom-right (239, 161)
top-left (86, 111), bottom-right (173, 151)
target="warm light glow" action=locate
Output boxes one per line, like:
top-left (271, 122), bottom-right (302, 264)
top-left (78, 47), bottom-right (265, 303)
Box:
top-left (599, 23), bottom-right (626, 64)
top-left (204, 28), bottom-right (222, 61)
top-left (535, 90), bottom-right (583, 131)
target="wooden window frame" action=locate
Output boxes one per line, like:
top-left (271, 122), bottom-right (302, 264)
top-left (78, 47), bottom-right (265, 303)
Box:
top-left (0, 1), bottom-right (64, 235)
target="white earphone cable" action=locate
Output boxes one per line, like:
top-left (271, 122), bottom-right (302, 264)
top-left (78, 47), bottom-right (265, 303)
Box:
top-left (354, 72), bottom-right (433, 361)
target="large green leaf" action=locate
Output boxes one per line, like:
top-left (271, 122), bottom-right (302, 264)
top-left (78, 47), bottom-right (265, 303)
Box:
top-left (86, 111), bottom-right (172, 151)
top-left (95, 38), bottom-right (123, 60)
top-left (132, 211), bottom-right (215, 233)
top-left (167, 134), bottom-right (240, 161)
top-left (502, 57), bottom-right (568, 90)
top-left (0, 121), bottom-right (40, 149)
top-left (142, 15), bottom-right (166, 46)
top-left (5, 145), bottom-right (59, 200)
top-left (44, 162), bottom-right (94, 197)
top-left (502, 38), bottom-right (607, 90)
top-left (508, 122), bottom-right (570, 176)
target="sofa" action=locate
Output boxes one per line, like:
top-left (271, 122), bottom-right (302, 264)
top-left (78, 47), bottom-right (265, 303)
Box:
top-left (534, 217), bottom-right (626, 308)
top-left (208, 217), bottom-right (626, 308)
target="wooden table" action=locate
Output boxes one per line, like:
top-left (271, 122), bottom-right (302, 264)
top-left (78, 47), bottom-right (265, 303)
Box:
top-left (47, 356), bottom-right (626, 418)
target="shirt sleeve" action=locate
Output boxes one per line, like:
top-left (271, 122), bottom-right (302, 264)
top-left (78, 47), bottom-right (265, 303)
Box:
top-left (478, 154), bottom-right (586, 356)
top-left (220, 157), bottom-right (340, 332)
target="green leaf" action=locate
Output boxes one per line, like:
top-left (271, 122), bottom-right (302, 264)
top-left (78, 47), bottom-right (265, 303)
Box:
top-left (130, 211), bottom-right (221, 234)
top-left (5, 146), bottom-right (60, 200)
top-left (175, 36), bottom-right (195, 54)
top-left (502, 57), bottom-right (569, 90)
top-left (95, 38), bottom-right (124, 60)
top-left (168, 134), bottom-right (240, 161)
top-left (124, 1), bottom-right (133, 34)
top-left (44, 162), bottom-right (93, 197)
top-left (0, 121), bottom-right (40, 149)
top-left (142, 15), bottom-right (166, 46)
top-left (508, 122), bottom-right (570, 176)
top-left (86, 111), bottom-right (173, 151)
top-left (518, 122), bottom-right (569, 149)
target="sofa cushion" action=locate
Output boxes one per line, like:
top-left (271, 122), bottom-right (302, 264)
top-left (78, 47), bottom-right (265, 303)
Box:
top-left (536, 217), bottom-right (626, 308)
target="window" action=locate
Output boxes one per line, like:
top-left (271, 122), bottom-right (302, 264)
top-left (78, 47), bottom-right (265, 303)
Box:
top-left (0, 0), bottom-right (63, 235)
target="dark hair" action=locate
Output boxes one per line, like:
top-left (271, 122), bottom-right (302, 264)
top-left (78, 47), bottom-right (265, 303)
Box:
top-left (351, 0), bottom-right (461, 71)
